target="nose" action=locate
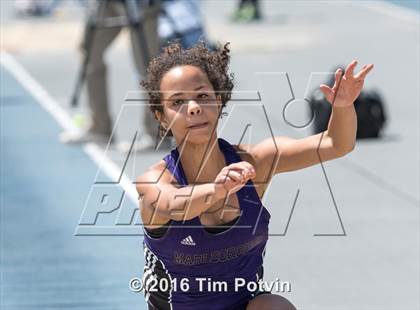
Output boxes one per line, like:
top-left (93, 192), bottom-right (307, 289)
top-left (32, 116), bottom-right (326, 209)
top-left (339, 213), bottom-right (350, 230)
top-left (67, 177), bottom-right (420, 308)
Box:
top-left (187, 100), bottom-right (202, 116)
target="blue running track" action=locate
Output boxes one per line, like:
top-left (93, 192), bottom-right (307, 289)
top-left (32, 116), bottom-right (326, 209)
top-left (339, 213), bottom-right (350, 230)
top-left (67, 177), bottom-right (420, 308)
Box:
top-left (1, 66), bottom-right (147, 309)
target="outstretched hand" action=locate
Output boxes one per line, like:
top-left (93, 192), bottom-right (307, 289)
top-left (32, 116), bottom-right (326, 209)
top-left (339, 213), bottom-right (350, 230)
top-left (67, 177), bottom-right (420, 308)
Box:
top-left (320, 60), bottom-right (374, 107)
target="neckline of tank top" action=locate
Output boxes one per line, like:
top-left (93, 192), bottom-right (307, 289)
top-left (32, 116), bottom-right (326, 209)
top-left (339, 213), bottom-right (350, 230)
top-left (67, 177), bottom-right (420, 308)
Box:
top-left (171, 138), bottom-right (237, 187)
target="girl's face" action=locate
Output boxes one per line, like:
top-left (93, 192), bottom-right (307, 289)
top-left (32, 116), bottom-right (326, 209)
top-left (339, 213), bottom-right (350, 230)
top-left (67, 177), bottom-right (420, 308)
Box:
top-left (157, 65), bottom-right (222, 145)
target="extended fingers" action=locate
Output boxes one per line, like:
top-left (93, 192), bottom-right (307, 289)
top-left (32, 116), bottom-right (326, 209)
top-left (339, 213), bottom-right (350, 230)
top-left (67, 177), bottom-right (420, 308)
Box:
top-left (344, 60), bottom-right (358, 78)
top-left (335, 68), bottom-right (344, 84)
top-left (319, 84), bottom-right (334, 102)
top-left (331, 68), bottom-right (343, 92)
top-left (355, 63), bottom-right (374, 80)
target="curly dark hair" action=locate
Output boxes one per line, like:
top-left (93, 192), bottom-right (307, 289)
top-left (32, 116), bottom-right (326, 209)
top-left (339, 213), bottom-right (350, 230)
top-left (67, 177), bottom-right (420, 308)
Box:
top-left (140, 41), bottom-right (234, 137)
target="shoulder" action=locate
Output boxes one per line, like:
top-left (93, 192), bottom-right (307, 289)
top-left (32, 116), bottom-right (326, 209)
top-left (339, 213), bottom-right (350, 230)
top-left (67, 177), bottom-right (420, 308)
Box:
top-left (135, 159), bottom-right (177, 226)
top-left (135, 158), bottom-right (179, 192)
top-left (233, 137), bottom-right (289, 167)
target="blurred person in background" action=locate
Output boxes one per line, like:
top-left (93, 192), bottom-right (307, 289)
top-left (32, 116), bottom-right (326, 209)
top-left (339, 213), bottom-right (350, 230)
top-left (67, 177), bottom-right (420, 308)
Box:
top-left (159, 0), bottom-right (213, 49)
top-left (14, 0), bottom-right (50, 17)
top-left (14, 0), bottom-right (87, 17)
top-left (231, 0), bottom-right (262, 23)
top-left (60, 0), bottom-right (170, 151)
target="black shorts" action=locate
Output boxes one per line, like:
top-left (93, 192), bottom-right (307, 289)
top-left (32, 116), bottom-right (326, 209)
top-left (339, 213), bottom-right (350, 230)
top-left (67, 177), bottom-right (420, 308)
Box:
top-left (147, 290), bottom-right (273, 310)
top-left (147, 266), bottom-right (270, 310)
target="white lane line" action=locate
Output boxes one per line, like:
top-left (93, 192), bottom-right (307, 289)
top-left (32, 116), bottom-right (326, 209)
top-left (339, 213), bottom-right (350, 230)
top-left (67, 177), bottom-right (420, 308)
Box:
top-left (0, 52), bottom-right (138, 203)
top-left (84, 144), bottom-right (138, 202)
top-left (352, 1), bottom-right (419, 24)
top-left (1, 52), bottom-right (75, 132)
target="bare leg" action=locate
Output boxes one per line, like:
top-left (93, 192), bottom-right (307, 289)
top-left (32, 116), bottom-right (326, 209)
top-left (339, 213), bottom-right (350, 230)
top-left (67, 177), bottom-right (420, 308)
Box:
top-left (83, 1), bottom-right (121, 136)
top-left (129, 1), bottom-right (161, 140)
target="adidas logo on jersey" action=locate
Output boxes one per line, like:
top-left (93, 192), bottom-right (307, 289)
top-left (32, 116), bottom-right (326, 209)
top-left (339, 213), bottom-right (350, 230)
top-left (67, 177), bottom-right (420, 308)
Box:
top-left (181, 235), bottom-right (196, 246)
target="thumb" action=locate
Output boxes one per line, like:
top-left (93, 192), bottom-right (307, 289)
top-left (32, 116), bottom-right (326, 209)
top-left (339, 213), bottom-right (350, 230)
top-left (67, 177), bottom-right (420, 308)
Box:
top-left (319, 84), bottom-right (334, 102)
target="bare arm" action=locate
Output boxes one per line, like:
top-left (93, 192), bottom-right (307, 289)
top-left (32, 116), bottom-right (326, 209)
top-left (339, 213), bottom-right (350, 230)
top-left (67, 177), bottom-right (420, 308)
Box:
top-left (136, 167), bottom-right (220, 221)
top-left (136, 161), bottom-right (256, 222)
top-left (249, 60), bottom-right (374, 175)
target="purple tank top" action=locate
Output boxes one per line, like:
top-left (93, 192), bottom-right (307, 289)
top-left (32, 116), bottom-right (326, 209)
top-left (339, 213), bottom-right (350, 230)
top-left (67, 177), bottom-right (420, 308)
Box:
top-left (142, 138), bottom-right (271, 310)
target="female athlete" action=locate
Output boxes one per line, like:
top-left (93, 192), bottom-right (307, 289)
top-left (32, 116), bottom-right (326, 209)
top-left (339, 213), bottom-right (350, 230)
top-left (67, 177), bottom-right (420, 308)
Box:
top-left (136, 42), bottom-right (374, 310)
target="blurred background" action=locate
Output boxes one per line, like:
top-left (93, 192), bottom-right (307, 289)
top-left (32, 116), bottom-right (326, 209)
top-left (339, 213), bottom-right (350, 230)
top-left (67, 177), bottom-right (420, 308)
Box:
top-left (1, 0), bottom-right (419, 309)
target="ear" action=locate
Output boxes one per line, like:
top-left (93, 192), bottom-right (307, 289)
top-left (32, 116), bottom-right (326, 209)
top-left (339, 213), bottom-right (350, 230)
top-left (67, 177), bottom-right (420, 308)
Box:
top-left (154, 110), bottom-right (162, 122)
top-left (154, 110), bottom-right (168, 129)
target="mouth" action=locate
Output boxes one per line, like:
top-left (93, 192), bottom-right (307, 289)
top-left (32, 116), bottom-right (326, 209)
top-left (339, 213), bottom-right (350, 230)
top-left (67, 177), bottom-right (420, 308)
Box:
top-left (187, 122), bottom-right (209, 129)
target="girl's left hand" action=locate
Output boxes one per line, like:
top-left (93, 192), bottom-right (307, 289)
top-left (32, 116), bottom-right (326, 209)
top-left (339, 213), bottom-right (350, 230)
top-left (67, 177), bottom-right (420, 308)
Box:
top-left (320, 60), bottom-right (374, 107)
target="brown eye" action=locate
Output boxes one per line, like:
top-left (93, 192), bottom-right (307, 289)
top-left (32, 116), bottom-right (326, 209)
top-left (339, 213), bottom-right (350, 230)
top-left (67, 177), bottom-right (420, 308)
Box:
top-left (198, 93), bottom-right (208, 99)
top-left (173, 99), bottom-right (185, 106)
